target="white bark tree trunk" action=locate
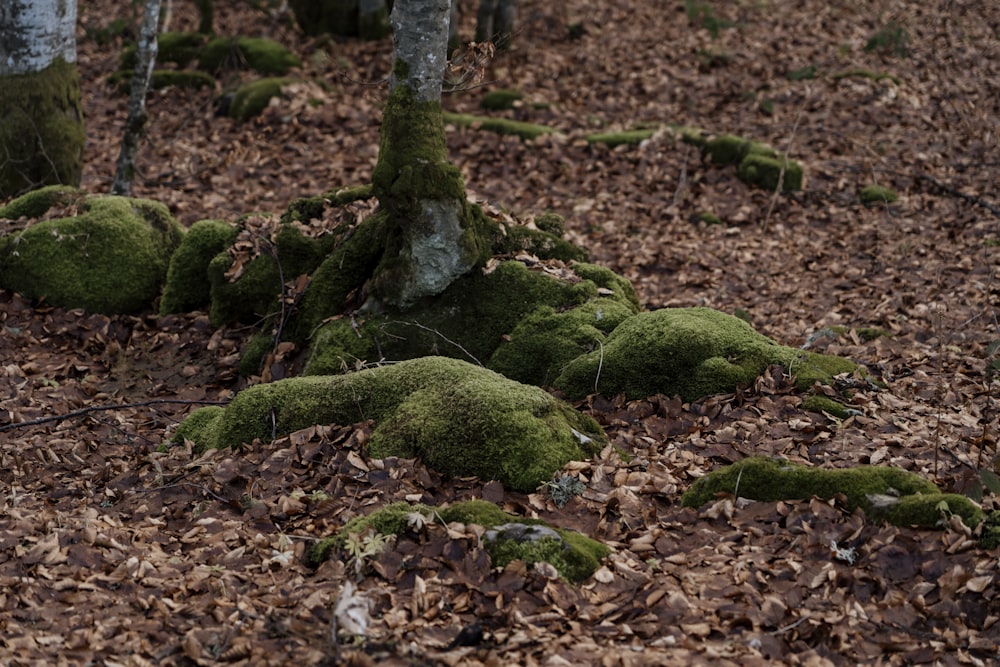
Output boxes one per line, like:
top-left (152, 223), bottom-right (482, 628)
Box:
top-left (111, 0), bottom-right (161, 196)
top-left (0, 0), bottom-right (77, 76)
top-left (0, 0), bottom-right (84, 197)
top-left (370, 0), bottom-right (484, 308)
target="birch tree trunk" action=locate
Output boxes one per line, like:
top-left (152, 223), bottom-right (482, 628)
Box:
top-left (370, 0), bottom-right (486, 308)
top-left (111, 0), bottom-right (161, 196)
top-left (0, 0), bottom-right (84, 198)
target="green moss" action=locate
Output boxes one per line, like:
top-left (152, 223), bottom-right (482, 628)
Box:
top-left (787, 65), bottom-right (818, 81)
top-left (499, 225), bottom-right (587, 262)
top-left (697, 212), bottom-right (722, 225)
top-left (153, 70), bottom-right (215, 90)
top-left (208, 220), bottom-right (324, 326)
top-left (443, 112), bottom-right (555, 140)
top-left (534, 212), bottom-right (565, 236)
top-left (228, 77), bottom-right (292, 120)
top-left (832, 69), bottom-right (901, 85)
top-left (0, 195), bottom-right (183, 314)
top-left (306, 499), bottom-right (608, 582)
top-left (481, 89), bottom-right (523, 111)
top-left (239, 329), bottom-right (275, 376)
top-left (737, 153), bottom-right (804, 192)
top-left (122, 31), bottom-right (207, 70)
top-left (173, 356), bottom-right (605, 492)
top-left (160, 219), bottom-right (238, 314)
top-left (704, 134), bottom-right (756, 165)
top-left (860, 184), bottom-right (898, 206)
top-left (978, 511), bottom-right (1000, 549)
top-left (173, 405), bottom-right (225, 446)
top-left (303, 260), bottom-right (639, 387)
top-left (801, 395), bottom-right (851, 419)
top-left (865, 23), bottom-right (909, 58)
top-left (553, 307), bottom-right (853, 401)
top-left (584, 129), bottom-right (657, 147)
top-left (682, 457), bottom-right (983, 530)
top-left (0, 185), bottom-right (80, 220)
top-left (0, 57), bottom-right (84, 197)
top-left (199, 36), bottom-right (301, 75)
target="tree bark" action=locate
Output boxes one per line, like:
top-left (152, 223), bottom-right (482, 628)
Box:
top-left (0, 0), bottom-right (84, 197)
top-left (370, 0), bottom-right (484, 308)
top-left (111, 0), bottom-right (161, 196)
top-left (475, 0), bottom-right (515, 48)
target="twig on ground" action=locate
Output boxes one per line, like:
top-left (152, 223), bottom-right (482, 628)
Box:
top-left (0, 398), bottom-right (228, 433)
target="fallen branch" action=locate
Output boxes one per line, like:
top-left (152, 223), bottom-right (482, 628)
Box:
top-left (0, 398), bottom-right (229, 433)
top-left (917, 174), bottom-right (1000, 218)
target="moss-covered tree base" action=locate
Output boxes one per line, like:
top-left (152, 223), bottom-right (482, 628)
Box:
top-left (174, 356), bottom-right (605, 492)
top-left (682, 457), bottom-right (984, 530)
top-left (306, 499), bottom-right (610, 582)
top-left (0, 57), bottom-right (84, 198)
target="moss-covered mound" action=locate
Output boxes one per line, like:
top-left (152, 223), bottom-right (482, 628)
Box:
top-left (160, 219), bottom-right (238, 315)
top-left (306, 499), bottom-right (609, 582)
top-left (227, 77), bottom-right (293, 120)
top-left (553, 307), bottom-right (854, 401)
top-left (303, 260), bottom-right (640, 387)
top-left (174, 357), bottom-right (605, 492)
top-left (0, 191), bottom-right (184, 314)
top-left (682, 457), bottom-right (984, 529)
top-left (198, 36), bottom-right (301, 75)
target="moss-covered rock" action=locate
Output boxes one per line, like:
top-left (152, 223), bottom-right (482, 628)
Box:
top-left (553, 307), bottom-right (854, 401)
top-left (0, 185), bottom-right (79, 220)
top-left (303, 260), bottom-right (640, 387)
top-left (0, 57), bottom-right (84, 198)
top-left (111, 69), bottom-right (216, 94)
top-left (306, 499), bottom-right (609, 582)
top-left (160, 219), bottom-right (238, 314)
top-left (737, 153), bottom-right (804, 191)
top-left (121, 31), bottom-right (207, 70)
top-left (199, 36), bottom-right (301, 75)
top-left (860, 184), bottom-right (898, 206)
top-left (682, 457), bottom-right (984, 530)
top-left (0, 194), bottom-right (183, 314)
top-left (208, 219), bottom-right (325, 326)
top-left (585, 129), bottom-right (658, 147)
top-left (227, 77), bottom-right (293, 120)
top-left (173, 356), bottom-right (605, 492)
top-left (801, 394), bottom-right (852, 419)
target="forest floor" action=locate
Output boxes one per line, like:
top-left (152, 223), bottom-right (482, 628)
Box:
top-left (2, 0), bottom-right (1000, 665)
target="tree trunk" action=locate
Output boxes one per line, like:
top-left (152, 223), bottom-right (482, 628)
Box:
top-left (370, 0), bottom-right (485, 308)
top-left (475, 0), bottom-right (515, 48)
top-left (111, 0), bottom-right (161, 196)
top-left (0, 0), bottom-right (84, 198)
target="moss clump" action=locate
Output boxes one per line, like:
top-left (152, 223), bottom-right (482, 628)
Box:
top-left (737, 153), bottom-right (804, 191)
top-left (0, 185), bottom-right (79, 220)
top-left (0, 195), bottom-right (183, 314)
top-left (121, 31), bottom-right (207, 70)
top-left (832, 69), bottom-right (901, 85)
top-left (443, 112), bottom-right (555, 140)
top-left (801, 395), bottom-right (852, 419)
top-left (173, 356), bottom-right (605, 492)
top-left (554, 307), bottom-right (853, 401)
top-left (199, 37), bottom-right (301, 75)
top-left (480, 89), bottom-right (523, 111)
top-left (303, 260), bottom-right (640, 387)
top-left (682, 457), bottom-right (983, 529)
top-left (306, 499), bottom-right (608, 582)
top-left (0, 57), bottom-right (84, 198)
top-left (860, 185), bottom-right (899, 206)
top-left (208, 220), bottom-right (324, 326)
top-left (584, 129), bottom-right (658, 147)
top-left (160, 219), bottom-right (238, 314)
top-left (227, 77), bottom-right (293, 120)
top-left (111, 70), bottom-right (216, 94)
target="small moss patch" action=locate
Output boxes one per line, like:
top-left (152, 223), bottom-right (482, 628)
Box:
top-left (199, 36), bottom-right (301, 75)
top-left (860, 185), bottom-right (898, 206)
top-left (443, 112), bottom-right (555, 140)
top-left (480, 89), bottom-right (523, 111)
top-left (682, 457), bottom-right (983, 529)
top-left (306, 499), bottom-right (608, 582)
top-left (228, 77), bottom-right (293, 120)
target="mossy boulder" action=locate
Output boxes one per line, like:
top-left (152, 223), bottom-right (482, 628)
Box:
top-left (0, 185), bottom-right (79, 220)
top-left (480, 89), bottom-right (523, 111)
top-left (553, 307), bottom-right (855, 401)
top-left (682, 457), bottom-right (984, 530)
top-left (302, 260), bottom-right (640, 387)
top-left (227, 77), bottom-right (293, 120)
top-left (306, 499), bottom-right (609, 582)
top-left (121, 31), bottom-right (207, 70)
top-left (0, 57), bottom-right (84, 198)
top-left (111, 69), bottom-right (216, 94)
top-left (174, 356), bottom-right (605, 492)
top-left (0, 192), bottom-right (184, 314)
top-left (585, 129), bottom-right (658, 147)
top-left (160, 219), bottom-right (238, 314)
top-left (207, 219), bottom-right (325, 326)
top-left (199, 36), bottom-right (301, 75)
top-left (738, 153), bottom-right (804, 192)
